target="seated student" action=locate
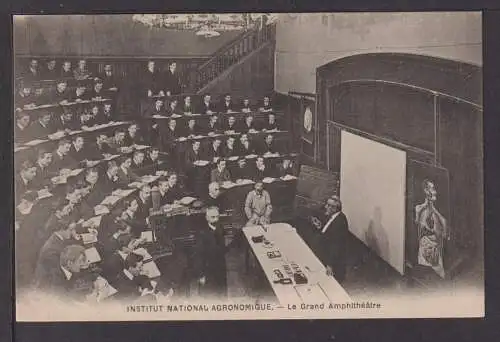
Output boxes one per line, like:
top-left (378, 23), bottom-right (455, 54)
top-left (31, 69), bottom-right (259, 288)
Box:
top-left (70, 82), bottom-right (90, 102)
top-left (237, 134), bottom-right (256, 155)
top-left (259, 134), bottom-right (278, 154)
top-left (91, 78), bottom-right (107, 100)
top-left (184, 140), bottom-right (203, 167)
top-left (259, 96), bottom-right (273, 112)
top-left (79, 109), bottom-right (96, 128)
top-left (51, 108), bottom-right (78, 132)
top-left (51, 139), bottom-right (73, 171)
top-left (143, 147), bottom-right (165, 174)
top-left (184, 118), bottom-right (201, 137)
top-left (204, 182), bottom-right (226, 210)
top-left (99, 161), bottom-right (121, 195)
top-left (263, 113), bottom-right (279, 131)
top-left (111, 253), bottom-right (145, 300)
top-left (240, 115), bottom-right (258, 133)
top-left (277, 158), bottom-right (297, 178)
top-left (218, 94), bottom-right (237, 113)
top-left (14, 111), bottom-right (31, 143)
top-left (223, 136), bottom-right (238, 157)
top-left (200, 94), bottom-right (216, 114)
top-left (87, 134), bottom-right (112, 160)
top-left (73, 59), bottom-right (92, 81)
top-left (204, 138), bottom-right (223, 162)
top-left (15, 84), bottom-right (37, 109)
top-left (32, 149), bottom-right (54, 188)
top-left (152, 174), bottom-right (184, 209)
top-left (124, 123), bottom-right (145, 146)
top-left (119, 199), bottom-right (145, 236)
top-left (100, 64), bottom-right (119, 92)
top-left (15, 161), bottom-right (38, 203)
top-left (162, 119), bottom-right (180, 145)
top-left (23, 58), bottom-right (40, 81)
top-left (234, 158), bottom-right (251, 180)
top-left (43, 59), bottom-right (58, 80)
top-left (46, 79), bottom-right (70, 105)
top-left (146, 98), bottom-right (166, 117)
top-left (108, 129), bottom-right (127, 152)
top-left (241, 98), bottom-right (252, 113)
top-left (101, 232), bottom-right (134, 282)
top-left (210, 158), bottom-right (231, 183)
top-left (203, 115), bottom-right (221, 135)
top-left (131, 150), bottom-right (146, 171)
top-left (133, 185), bottom-right (153, 236)
top-left (244, 182), bottom-right (272, 226)
top-left (28, 110), bottom-right (55, 138)
top-left (166, 98), bottom-right (181, 116)
top-left (116, 157), bottom-right (136, 186)
top-left (100, 102), bottom-right (115, 123)
top-left (83, 168), bottom-right (106, 207)
top-left (182, 95), bottom-right (195, 114)
top-left (34, 243), bottom-right (89, 295)
top-left (69, 135), bottom-right (89, 165)
top-left (224, 115), bottom-right (238, 133)
top-left (60, 60), bottom-right (73, 79)
top-left (253, 156), bottom-right (272, 181)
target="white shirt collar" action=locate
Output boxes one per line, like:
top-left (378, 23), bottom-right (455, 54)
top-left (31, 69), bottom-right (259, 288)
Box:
top-left (322, 212), bottom-right (340, 233)
top-left (61, 266), bottom-right (72, 280)
top-left (208, 223), bottom-right (217, 231)
top-left (123, 268), bottom-right (134, 280)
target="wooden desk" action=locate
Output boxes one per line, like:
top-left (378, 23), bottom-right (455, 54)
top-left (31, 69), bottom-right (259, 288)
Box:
top-left (243, 223), bottom-right (350, 305)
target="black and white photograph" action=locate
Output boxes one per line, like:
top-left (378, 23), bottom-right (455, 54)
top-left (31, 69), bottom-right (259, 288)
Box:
top-left (13, 12), bottom-right (483, 321)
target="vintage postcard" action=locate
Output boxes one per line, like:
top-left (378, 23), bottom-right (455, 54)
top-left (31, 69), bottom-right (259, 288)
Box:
top-left (13, 12), bottom-right (483, 321)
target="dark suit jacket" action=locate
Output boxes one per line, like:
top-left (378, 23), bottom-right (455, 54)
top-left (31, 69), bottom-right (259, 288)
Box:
top-left (312, 212), bottom-right (349, 282)
top-left (237, 142), bottom-right (256, 155)
top-left (99, 174), bottom-right (121, 196)
top-left (141, 70), bottom-right (163, 96)
top-left (52, 151), bottom-right (73, 171)
top-left (69, 145), bottom-right (89, 164)
top-left (218, 100), bottom-right (237, 113)
top-left (135, 197), bottom-right (152, 226)
top-left (100, 72), bottom-right (119, 90)
top-left (253, 166), bottom-right (271, 182)
top-left (110, 270), bottom-right (141, 300)
top-left (259, 141), bottom-right (278, 155)
top-left (151, 185), bottom-right (184, 209)
top-left (264, 121), bottom-right (279, 131)
top-left (116, 167), bottom-right (135, 187)
top-left (86, 143), bottom-right (111, 160)
top-left (200, 101), bottom-right (217, 114)
top-left (234, 165), bottom-right (251, 180)
top-left (124, 133), bottom-right (145, 147)
top-left (184, 124), bottom-right (201, 137)
top-left (84, 184), bottom-right (107, 208)
top-left (223, 145), bottom-right (238, 158)
top-left (204, 144), bottom-right (224, 161)
top-left (210, 167), bottom-right (231, 183)
top-left (28, 120), bottom-right (56, 139)
top-left (182, 103), bottom-right (195, 113)
top-left (164, 70), bottom-right (182, 95)
top-left (195, 223), bottom-right (228, 297)
top-left (184, 148), bottom-right (202, 167)
top-left (51, 116), bottom-right (77, 132)
top-left (14, 125), bottom-right (30, 143)
top-left (204, 122), bottom-right (222, 135)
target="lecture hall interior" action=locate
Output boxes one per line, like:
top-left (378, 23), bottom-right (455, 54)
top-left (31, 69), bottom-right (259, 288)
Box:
top-left (13, 13), bottom-right (483, 306)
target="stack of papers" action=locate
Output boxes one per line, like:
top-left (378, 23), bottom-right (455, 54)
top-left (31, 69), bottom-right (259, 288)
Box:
top-left (51, 176), bottom-right (67, 185)
top-left (141, 261), bottom-right (161, 279)
top-left (245, 154), bottom-right (258, 159)
top-left (68, 130), bottom-right (83, 135)
top-left (128, 181), bottom-right (143, 189)
top-left (81, 232), bottom-right (98, 245)
top-left (193, 160), bottom-right (209, 166)
top-left (236, 179), bottom-right (254, 185)
top-left (85, 247), bottom-right (102, 263)
top-left (171, 114), bottom-right (182, 118)
top-left (139, 231), bottom-right (154, 243)
top-left (37, 189), bottom-right (53, 200)
top-left (134, 145), bottom-right (150, 150)
top-left (100, 195), bottom-right (122, 206)
top-left (179, 196), bottom-right (197, 206)
top-left (48, 132), bottom-right (66, 140)
top-left (141, 175), bottom-right (160, 183)
top-left (69, 168), bottom-right (84, 177)
top-left (152, 115), bottom-right (168, 119)
top-left (94, 205), bottom-right (110, 216)
top-left (24, 139), bottom-right (47, 146)
top-left (177, 137), bottom-right (187, 142)
top-left (104, 154), bottom-right (119, 161)
top-left (221, 181), bottom-right (236, 189)
top-left (83, 215), bottom-right (103, 228)
top-left (228, 156), bottom-right (239, 161)
top-left (262, 177), bottom-right (276, 184)
top-left (281, 174), bottom-right (298, 181)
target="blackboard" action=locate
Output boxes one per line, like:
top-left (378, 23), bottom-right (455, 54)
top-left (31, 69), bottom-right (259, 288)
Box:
top-left (294, 165), bottom-right (339, 217)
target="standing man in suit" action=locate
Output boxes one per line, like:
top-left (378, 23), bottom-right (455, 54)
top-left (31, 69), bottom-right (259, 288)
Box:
top-left (142, 60), bottom-right (164, 98)
top-left (164, 61), bottom-right (182, 95)
top-left (196, 206), bottom-right (228, 299)
top-left (310, 196), bottom-right (349, 282)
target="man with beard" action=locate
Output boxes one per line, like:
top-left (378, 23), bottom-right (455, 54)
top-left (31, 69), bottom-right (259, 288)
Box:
top-left (196, 206), bottom-right (228, 299)
top-left (310, 195), bottom-right (349, 282)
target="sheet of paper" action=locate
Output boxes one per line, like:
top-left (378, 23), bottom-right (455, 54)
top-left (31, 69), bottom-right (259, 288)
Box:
top-left (81, 233), bottom-right (98, 245)
top-left (85, 247), bottom-right (102, 263)
top-left (140, 231), bottom-right (154, 243)
top-left (141, 261), bottom-right (161, 279)
top-left (94, 205), bottom-right (110, 216)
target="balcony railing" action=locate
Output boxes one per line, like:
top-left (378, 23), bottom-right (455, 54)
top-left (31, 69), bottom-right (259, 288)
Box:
top-left (195, 21), bottom-right (276, 91)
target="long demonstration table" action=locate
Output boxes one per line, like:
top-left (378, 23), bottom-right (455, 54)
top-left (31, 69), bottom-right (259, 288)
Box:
top-left (243, 223), bottom-right (350, 305)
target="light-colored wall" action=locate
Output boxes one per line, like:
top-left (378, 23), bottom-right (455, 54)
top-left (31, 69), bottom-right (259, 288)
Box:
top-left (274, 12), bottom-right (482, 94)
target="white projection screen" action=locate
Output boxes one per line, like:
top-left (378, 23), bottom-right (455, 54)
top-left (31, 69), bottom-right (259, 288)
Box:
top-left (340, 131), bottom-right (407, 274)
